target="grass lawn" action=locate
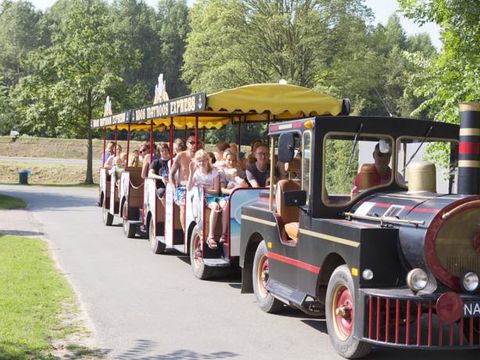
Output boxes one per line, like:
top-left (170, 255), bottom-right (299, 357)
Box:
top-left (0, 162), bottom-right (99, 185)
top-left (0, 235), bottom-right (86, 359)
top-left (0, 194), bottom-right (27, 209)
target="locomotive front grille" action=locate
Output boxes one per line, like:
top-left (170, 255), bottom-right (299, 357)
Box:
top-left (363, 293), bottom-right (480, 349)
top-left (435, 207), bottom-right (480, 280)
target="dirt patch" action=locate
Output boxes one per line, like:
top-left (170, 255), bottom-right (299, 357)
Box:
top-left (50, 302), bottom-right (108, 359)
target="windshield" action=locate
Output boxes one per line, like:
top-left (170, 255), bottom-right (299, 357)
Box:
top-left (397, 138), bottom-right (458, 194)
top-left (323, 133), bottom-right (393, 206)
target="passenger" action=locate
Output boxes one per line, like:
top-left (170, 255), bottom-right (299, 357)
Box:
top-left (187, 149), bottom-right (225, 249)
top-left (221, 149), bottom-right (248, 194)
top-left (351, 141), bottom-right (393, 195)
top-left (148, 142), bottom-right (170, 202)
top-left (169, 134), bottom-right (197, 231)
top-left (247, 139), bottom-right (263, 165)
top-left (246, 143), bottom-right (276, 187)
top-left (109, 152), bottom-right (127, 183)
top-left (102, 141), bottom-right (115, 164)
top-left (141, 142), bottom-right (155, 179)
top-left (208, 151), bottom-right (216, 164)
top-left (129, 149), bottom-right (141, 167)
top-left (213, 141), bottom-right (230, 170)
top-left (104, 144), bottom-right (124, 170)
top-left (173, 138), bottom-right (186, 158)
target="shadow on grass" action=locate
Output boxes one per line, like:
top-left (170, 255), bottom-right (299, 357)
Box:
top-left (0, 230), bottom-right (44, 237)
top-left (0, 342), bottom-right (109, 360)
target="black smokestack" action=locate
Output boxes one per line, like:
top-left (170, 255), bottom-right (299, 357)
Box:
top-left (458, 102), bottom-right (480, 195)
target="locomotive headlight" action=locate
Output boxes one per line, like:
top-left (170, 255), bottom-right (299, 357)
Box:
top-left (406, 268), bottom-right (428, 292)
top-left (462, 272), bottom-right (479, 293)
top-left (362, 269), bottom-right (374, 280)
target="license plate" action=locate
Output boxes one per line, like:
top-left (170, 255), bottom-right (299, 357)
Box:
top-left (464, 301), bottom-right (480, 317)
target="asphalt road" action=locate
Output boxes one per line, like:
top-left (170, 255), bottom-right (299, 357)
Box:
top-left (0, 184), bottom-right (477, 360)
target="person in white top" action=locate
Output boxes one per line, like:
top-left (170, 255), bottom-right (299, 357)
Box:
top-left (187, 149), bottom-right (226, 249)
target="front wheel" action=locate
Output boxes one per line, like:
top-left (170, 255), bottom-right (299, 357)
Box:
top-left (325, 265), bottom-right (371, 359)
top-left (252, 241), bottom-right (283, 313)
top-left (189, 225), bottom-right (213, 280)
top-left (149, 219), bottom-right (165, 254)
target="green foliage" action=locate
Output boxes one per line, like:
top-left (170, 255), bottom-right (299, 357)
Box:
top-left (399, 0), bottom-right (480, 123)
top-left (158, 0), bottom-right (190, 97)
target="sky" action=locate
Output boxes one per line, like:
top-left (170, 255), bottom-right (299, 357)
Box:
top-left (29, 0), bottom-right (441, 49)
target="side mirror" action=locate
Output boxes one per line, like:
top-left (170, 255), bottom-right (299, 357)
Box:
top-left (278, 133), bottom-right (295, 163)
top-left (284, 190), bottom-right (307, 207)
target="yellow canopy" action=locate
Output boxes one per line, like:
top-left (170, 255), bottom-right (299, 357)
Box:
top-left (93, 83), bottom-right (343, 130)
top-left (150, 83), bottom-right (342, 128)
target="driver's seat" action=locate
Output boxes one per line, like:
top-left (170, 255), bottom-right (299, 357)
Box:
top-left (276, 179), bottom-right (301, 242)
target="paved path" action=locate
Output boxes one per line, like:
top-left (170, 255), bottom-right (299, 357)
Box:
top-left (0, 185), bottom-right (477, 360)
top-left (0, 156), bottom-right (101, 167)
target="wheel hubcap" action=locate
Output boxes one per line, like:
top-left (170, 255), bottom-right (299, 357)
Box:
top-left (257, 256), bottom-right (269, 298)
top-left (192, 235), bottom-right (203, 267)
top-left (333, 286), bottom-right (354, 339)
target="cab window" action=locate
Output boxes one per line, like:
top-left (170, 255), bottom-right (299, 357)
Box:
top-left (397, 138), bottom-right (458, 194)
top-left (323, 134), bottom-right (393, 206)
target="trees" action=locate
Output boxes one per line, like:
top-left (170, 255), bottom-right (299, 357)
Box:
top-left (15, 0), bottom-right (137, 183)
top-left (399, 0), bottom-right (480, 123)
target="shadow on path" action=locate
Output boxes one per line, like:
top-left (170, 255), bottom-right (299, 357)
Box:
top-left (0, 187), bottom-right (95, 210)
top-left (115, 340), bottom-right (239, 360)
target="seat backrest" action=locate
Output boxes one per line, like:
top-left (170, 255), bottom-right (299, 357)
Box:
top-left (125, 167), bottom-right (143, 187)
top-left (275, 179), bottom-right (301, 224)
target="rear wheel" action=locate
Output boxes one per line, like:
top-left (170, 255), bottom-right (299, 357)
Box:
top-left (149, 219), bottom-right (165, 254)
top-left (325, 265), bottom-right (371, 359)
top-left (252, 241), bottom-right (283, 313)
top-left (189, 225), bottom-right (213, 280)
top-left (102, 198), bottom-right (113, 226)
top-left (122, 202), bottom-right (136, 238)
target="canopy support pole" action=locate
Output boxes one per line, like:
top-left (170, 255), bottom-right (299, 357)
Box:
top-left (169, 117), bottom-right (174, 162)
top-left (269, 136), bottom-right (275, 211)
top-left (126, 123), bottom-right (131, 166)
top-left (195, 116), bottom-right (199, 151)
top-left (149, 121), bottom-right (154, 160)
top-left (114, 125), bottom-right (118, 156)
top-left (102, 128), bottom-right (106, 167)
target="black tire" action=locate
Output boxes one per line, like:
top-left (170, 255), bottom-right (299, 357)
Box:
top-left (122, 202), bottom-right (136, 238)
top-left (252, 241), bottom-right (283, 313)
top-left (189, 225), bottom-right (213, 280)
top-left (149, 219), bottom-right (165, 254)
top-left (102, 198), bottom-right (113, 226)
top-left (325, 265), bottom-right (371, 359)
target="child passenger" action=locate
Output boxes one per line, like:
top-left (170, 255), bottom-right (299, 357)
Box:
top-left (220, 149), bottom-right (248, 194)
top-left (187, 149), bottom-right (226, 249)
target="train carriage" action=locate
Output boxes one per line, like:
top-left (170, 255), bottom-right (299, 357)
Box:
top-left (239, 103), bottom-right (480, 358)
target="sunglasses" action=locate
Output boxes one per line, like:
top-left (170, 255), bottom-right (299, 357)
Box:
top-left (377, 151), bottom-right (391, 158)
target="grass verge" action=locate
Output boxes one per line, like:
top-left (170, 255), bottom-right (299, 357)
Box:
top-left (0, 162), bottom-right (99, 185)
top-left (0, 194), bottom-right (27, 209)
top-left (0, 235), bottom-right (103, 359)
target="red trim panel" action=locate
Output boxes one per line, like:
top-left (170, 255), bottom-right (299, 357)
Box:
top-left (268, 251), bottom-right (320, 274)
top-left (460, 142), bottom-right (480, 155)
top-left (374, 202), bottom-right (438, 214)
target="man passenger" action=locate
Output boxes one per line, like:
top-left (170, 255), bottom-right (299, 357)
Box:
top-left (168, 134), bottom-right (197, 231)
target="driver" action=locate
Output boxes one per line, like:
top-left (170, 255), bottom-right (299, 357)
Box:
top-left (351, 141), bottom-right (392, 195)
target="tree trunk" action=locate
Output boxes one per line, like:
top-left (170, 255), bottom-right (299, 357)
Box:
top-left (85, 88), bottom-right (94, 184)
